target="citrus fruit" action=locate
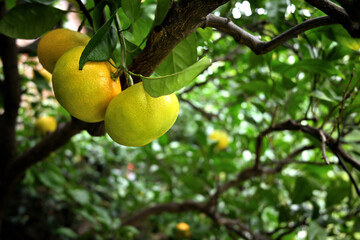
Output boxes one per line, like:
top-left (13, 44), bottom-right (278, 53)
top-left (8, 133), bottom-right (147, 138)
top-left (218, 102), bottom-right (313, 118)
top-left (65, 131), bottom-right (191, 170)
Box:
top-left (52, 46), bottom-right (121, 123)
top-left (37, 28), bottom-right (90, 73)
top-left (209, 130), bottom-right (230, 150)
top-left (104, 82), bottom-right (179, 147)
top-left (174, 222), bottom-right (191, 238)
top-left (35, 116), bottom-right (57, 134)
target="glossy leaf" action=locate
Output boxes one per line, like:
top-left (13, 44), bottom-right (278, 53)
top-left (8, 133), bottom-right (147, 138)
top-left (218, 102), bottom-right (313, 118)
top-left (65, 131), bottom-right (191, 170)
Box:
top-left (122, 0), bottom-right (141, 24)
top-left (142, 57), bottom-right (211, 97)
top-left (155, 33), bottom-right (198, 75)
top-left (307, 222), bottom-right (327, 240)
top-left (0, 3), bottom-right (66, 39)
top-left (79, 13), bottom-right (117, 70)
top-left (55, 227), bottom-right (77, 238)
top-left (128, 14), bottom-right (153, 46)
top-left (265, 0), bottom-right (287, 28)
top-left (291, 177), bottom-right (313, 204)
top-left (153, 0), bottom-right (171, 26)
top-left (92, 1), bottom-right (107, 32)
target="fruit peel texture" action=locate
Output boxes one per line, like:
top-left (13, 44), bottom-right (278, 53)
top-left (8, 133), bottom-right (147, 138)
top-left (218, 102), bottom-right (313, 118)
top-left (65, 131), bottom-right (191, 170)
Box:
top-left (52, 46), bottom-right (121, 123)
top-left (105, 82), bottom-right (179, 147)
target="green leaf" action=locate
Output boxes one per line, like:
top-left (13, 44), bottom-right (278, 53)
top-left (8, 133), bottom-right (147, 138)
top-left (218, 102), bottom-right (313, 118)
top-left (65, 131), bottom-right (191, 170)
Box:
top-left (153, 0), bottom-right (171, 27)
top-left (122, 0), bottom-right (141, 24)
top-left (326, 180), bottom-right (350, 207)
top-left (265, 0), bottom-right (287, 29)
top-left (5, 0), bottom-right (17, 9)
top-left (55, 227), bottom-right (77, 239)
top-left (179, 175), bottom-right (206, 193)
top-left (309, 90), bottom-right (337, 103)
top-left (344, 130), bottom-right (360, 142)
top-left (0, 3), bottom-right (66, 39)
top-left (37, 169), bottom-right (66, 191)
top-left (291, 59), bottom-right (345, 78)
top-left (127, 14), bottom-right (153, 46)
top-left (155, 33), bottom-right (198, 75)
top-left (291, 176), bottom-right (313, 204)
top-left (92, 1), bottom-right (107, 32)
top-left (79, 13), bottom-right (117, 70)
top-left (239, 81), bottom-right (270, 94)
top-left (307, 222), bottom-right (327, 240)
top-left (29, 0), bottom-right (56, 4)
top-left (197, 27), bottom-right (213, 42)
top-left (68, 188), bottom-right (90, 205)
top-left (141, 57), bottom-right (211, 97)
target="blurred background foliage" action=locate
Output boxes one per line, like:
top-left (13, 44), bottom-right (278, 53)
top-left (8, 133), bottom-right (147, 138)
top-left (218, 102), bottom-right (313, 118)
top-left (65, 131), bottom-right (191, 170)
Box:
top-left (2, 0), bottom-right (360, 239)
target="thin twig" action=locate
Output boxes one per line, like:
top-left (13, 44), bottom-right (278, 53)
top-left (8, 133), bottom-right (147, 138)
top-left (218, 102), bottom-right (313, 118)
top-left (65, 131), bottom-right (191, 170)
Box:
top-left (335, 153), bottom-right (360, 197)
top-left (178, 96), bottom-right (219, 120)
top-left (319, 130), bottom-right (330, 164)
top-left (202, 14), bottom-right (336, 55)
top-left (74, 0), bottom-right (94, 28)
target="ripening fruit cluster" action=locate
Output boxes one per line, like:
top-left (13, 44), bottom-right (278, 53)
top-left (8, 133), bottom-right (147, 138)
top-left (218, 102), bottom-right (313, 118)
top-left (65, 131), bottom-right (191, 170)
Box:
top-left (37, 29), bottom-right (179, 147)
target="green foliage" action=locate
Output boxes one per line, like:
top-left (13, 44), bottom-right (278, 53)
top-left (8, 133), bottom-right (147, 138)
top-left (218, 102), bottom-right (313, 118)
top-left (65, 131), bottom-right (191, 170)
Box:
top-left (79, 13), bottom-right (117, 70)
top-left (155, 33), bottom-right (198, 75)
top-left (0, 3), bottom-right (66, 39)
top-left (2, 0), bottom-right (360, 239)
top-left (142, 57), bottom-right (211, 97)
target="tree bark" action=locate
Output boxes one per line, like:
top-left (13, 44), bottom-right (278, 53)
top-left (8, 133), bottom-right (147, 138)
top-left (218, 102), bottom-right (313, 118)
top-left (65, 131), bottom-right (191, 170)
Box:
top-left (0, 2), bottom-right (21, 175)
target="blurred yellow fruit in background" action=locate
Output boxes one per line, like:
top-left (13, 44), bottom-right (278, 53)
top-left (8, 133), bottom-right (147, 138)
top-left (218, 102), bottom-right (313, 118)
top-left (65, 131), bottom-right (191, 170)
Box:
top-left (209, 130), bottom-right (230, 150)
top-left (174, 222), bottom-right (191, 238)
top-left (35, 116), bottom-right (57, 134)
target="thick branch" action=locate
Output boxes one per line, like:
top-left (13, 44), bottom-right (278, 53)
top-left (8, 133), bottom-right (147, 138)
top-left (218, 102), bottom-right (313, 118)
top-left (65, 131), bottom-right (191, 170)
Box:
top-left (305, 0), bottom-right (360, 38)
top-left (203, 14), bottom-right (336, 55)
top-left (0, 118), bottom-right (98, 224)
top-left (1, 118), bottom-right (100, 184)
top-left (0, 2), bottom-right (21, 173)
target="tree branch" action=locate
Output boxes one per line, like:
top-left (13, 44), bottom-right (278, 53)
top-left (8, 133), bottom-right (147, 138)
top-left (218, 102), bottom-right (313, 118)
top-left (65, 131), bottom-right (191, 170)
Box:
top-left (335, 152), bottom-right (360, 197)
top-left (179, 95), bottom-right (219, 120)
top-left (202, 14), bottom-right (336, 55)
top-left (121, 146), bottom-right (312, 236)
top-left (74, 0), bottom-right (93, 28)
top-left (305, 0), bottom-right (360, 37)
top-left (0, 2), bottom-right (21, 176)
top-left (253, 120), bottom-right (360, 171)
top-left (0, 118), bottom-right (104, 225)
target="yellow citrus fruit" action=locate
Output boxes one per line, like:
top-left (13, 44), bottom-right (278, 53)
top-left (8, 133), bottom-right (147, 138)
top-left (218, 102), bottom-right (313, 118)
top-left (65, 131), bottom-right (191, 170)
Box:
top-left (35, 116), bottom-right (57, 134)
top-left (37, 28), bottom-right (90, 73)
top-left (37, 68), bottom-right (52, 83)
top-left (209, 130), bottom-right (230, 150)
top-left (105, 82), bottom-right (179, 147)
top-left (52, 46), bottom-right (121, 123)
top-left (174, 222), bottom-right (191, 238)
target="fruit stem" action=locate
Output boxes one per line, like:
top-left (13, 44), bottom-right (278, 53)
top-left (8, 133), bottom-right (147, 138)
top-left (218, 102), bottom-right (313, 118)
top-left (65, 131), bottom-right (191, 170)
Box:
top-left (114, 11), bottom-right (133, 87)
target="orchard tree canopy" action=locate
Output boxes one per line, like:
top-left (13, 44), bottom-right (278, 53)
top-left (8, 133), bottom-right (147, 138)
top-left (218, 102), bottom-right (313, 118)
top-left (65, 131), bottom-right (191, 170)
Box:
top-left (1, 0), bottom-right (360, 239)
